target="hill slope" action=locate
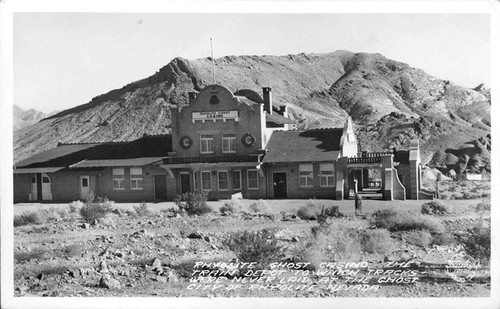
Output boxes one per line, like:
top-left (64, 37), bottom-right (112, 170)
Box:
top-left (14, 51), bottom-right (490, 173)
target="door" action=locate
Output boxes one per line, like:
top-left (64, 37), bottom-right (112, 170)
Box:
top-left (180, 173), bottom-right (191, 194)
top-left (41, 174), bottom-right (52, 200)
top-left (31, 175), bottom-right (37, 201)
top-left (154, 175), bottom-right (168, 200)
top-left (80, 176), bottom-right (90, 200)
top-left (273, 172), bottom-right (287, 199)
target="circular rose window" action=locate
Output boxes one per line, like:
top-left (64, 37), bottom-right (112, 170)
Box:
top-left (179, 136), bottom-right (193, 149)
top-left (241, 133), bottom-right (256, 147)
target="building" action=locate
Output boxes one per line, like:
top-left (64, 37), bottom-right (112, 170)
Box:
top-left (13, 84), bottom-right (428, 203)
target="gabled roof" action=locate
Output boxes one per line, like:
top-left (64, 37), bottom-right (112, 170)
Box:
top-left (14, 135), bottom-right (172, 170)
top-left (263, 128), bottom-right (343, 163)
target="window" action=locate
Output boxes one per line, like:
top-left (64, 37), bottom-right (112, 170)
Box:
top-left (299, 164), bottom-right (314, 187)
top-left (320, 163), bottom-right (335, 187)
top-left (81, 178), bottom-right (89, 187)
top-left (201, 171), bottom-right (212, 190)
top-left (42, 176), bottom-right (50, 183)
top-left (130, 167), bottom-right (143, 190)
top-left (113, 168), bottom-right (125, 190)
top-left (232, 170), bottom-right (241, 190)
top-left (200, 134), bottom-right (214, 154)
top-left (193, 172), bottom-right (198, 191)
top-left (218, 171), bottom-right (229, 191)
top-left (222, 133), bottom-right (236, 153)
top-left (247, 169), bottom-right (259, 189)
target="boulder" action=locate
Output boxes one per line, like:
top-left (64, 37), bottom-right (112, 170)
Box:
top-left (99, 274), bottom-right (121, 289)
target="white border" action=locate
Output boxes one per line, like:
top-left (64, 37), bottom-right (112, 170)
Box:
top-left (1, 1), bottom-right (500, 309)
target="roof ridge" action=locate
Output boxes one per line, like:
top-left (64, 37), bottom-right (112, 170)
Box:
top-left (58, 140), bottom-right (127, 146)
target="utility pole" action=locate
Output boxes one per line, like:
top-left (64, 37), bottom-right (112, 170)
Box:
top-left (210, 38), bottom-right (216, 84)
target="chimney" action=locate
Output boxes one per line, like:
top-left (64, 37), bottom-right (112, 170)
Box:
top-left (188, 92), bottom-right (197, 104)
top-left (262, 87), bottom-right (272, 115)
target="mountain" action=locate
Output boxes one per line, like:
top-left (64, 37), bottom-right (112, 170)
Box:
top-left (13, 105), bottom-right (48, 131)
top-left (13, 51), bottom-right (490, 174)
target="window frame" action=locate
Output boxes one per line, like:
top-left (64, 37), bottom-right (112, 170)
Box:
top-left (130, 167), bottom-right (143, 190)
top-left (232, 170), bottom-right (242, 191)
top-left (222, 133), bottom-right (236, 153)
top-left (201, 171), bottom-right (212, 191)
top-left (247, 169), bottom-right (259, 190)
top-left (319, 163), bottom-right (335, 187)
top-left (193, 171), bottom-right (199, 191)
top-left (217, 171), bottom-right (229, 191)
top-left (299, 164), bottom-right (314, 188)
top-left (113, 168), bottom-right (126, 190)
top-left (200, 134), bottom-right (214, 154)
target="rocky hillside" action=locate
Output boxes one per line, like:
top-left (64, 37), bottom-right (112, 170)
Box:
top-left (13, 105), bottom-right (49, 131)
top-left (14, 51), bottom-right (490, 174)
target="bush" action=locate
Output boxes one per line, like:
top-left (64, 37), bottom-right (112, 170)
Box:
top-left (400, 230), bottom-right (432, 247)
top-left (80, 199), bottom-right (113, 223)
top-left (297, 206), bottom-right (318, 220)
top-left (462, 225), bottom-right (490, 263)
top-left (14, 211), bottom-right (42, 227)
top-left (421, 201), bottom-right (450, 215)
top-left (222, 228), bottom-right (284, 269)
top-left (372, 208), bottom-right (444, 233)
top-left (297, 201), bottom-right (342, 221)
top-left (220, 200), bottom-right (242, 214)
top-left (134, 202), bottom-right (153, 217)
top-left (69, 201), bottom-right (84, 214)
top-left (431, 231), bottom-right (456, 246)
top-left (249, 199), bottom-right (269, 213)
top-left (174, 191), bottom-right (211, 216)
top-left (360, 229), bottom-right (395, 254)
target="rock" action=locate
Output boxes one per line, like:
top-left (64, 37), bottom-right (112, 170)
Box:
top-left (187, 231), bottom-right (203, 239)
top-left (98, 217), bottom-right (116, 229)
top-left (111, 208), bottom-right (122, 216)
top-left (203, 235), bottom-right (211, 242)
top-left (155, 275), bottom-right (167, 283)
top-left (166, 269), bottom-right (179, 283)
top-left (99, 260), bottom-right (109, 273)
top-left (99, 274), bottom-right (121, 289)
top-left (151, 258), bottom-right (162, 268)
top-left (68, 269), bottom-right (82, 278)
top-left (36, 273), bottom-right (44, 280)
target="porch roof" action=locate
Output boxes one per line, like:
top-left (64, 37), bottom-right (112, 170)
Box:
top-left (14, 167), bottom-right (65, 174)
top-left (70, 157), bottom-right (164, 168)
top-left (263, 128), bottom-right (342, 163)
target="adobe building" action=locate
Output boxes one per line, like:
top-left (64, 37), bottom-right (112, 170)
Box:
top-left (13, 84), bottom-right (429, 203)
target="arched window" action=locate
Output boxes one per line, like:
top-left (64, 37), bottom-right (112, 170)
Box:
top-left (209, 95), bottom-right (219, 105)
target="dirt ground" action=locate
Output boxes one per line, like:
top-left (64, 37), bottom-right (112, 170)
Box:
top-left (13, 196), bottom-right (491, 298)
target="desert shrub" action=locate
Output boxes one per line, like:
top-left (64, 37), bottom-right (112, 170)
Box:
top-left (174, 191), bottom-right (211, 216)
top-left (14, 248), bottom-right (48, 263)
top-left (69, 201), bottom-right (84, 214)
top-left (372, 208), bottom-right (444, 233)
top-left (37, 208), bottom-right (62, 222)
top-left (297, 205), bottom-right (318, 220)
top-left (297, 201), bottom-right (342, 221)
top-left (222, 228), bottom-right (285, 269)
top-left (474, 200), bottom-right (491, 213)
top-left (220, 200), bottom-right (242, 214)
top-left (360, 229), bottom-right (395, 254)
top-left (249, 199), bottom-right (269, 213)
top-left (14, 211), bottom-right (42, 227)
top-left (431, 231), bottom-right (456, 246)
top-left (400, 230), bottom-right (433, 247)
top-left (462, 225), bottom-right (490, 263)
top-left (80, 199), bottom-right (113, 223)
top-left (134, 202), bottom-right (153, 217)
top-left (304, 222), bottom-right (363, 266)
top-left (421, 200), bottom-right (450, 215)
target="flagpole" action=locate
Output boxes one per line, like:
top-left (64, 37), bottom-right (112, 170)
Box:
top-left (210, 38), bottom-right (216, 84)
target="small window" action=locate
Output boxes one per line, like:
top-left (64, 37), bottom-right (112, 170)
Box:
top-left (320, 163), bottom-right (334, 187)
top-left (113, 168), bottom-right (125, 190)
top-left (200, 134), bottom-right (214, 154)
top-left (218, 171), bottom-right (229, 191)
top-left (299, 164), bottom-right (314, 187)
top-left (42, 176), bottom-right (50, 183)
top-left (31, 176), bottom-right (36, 184)
top-left (201, 171), bottom-right (212, 191)
top-left (247, 169), bottom-right (259, 189)
top-left (130, 167), bottom-right (143, 190)
top-left (222, 133), bottom-right (236, 153)
top-left (209, 95), bottom-right (220, 105)
top-left (232, 170), bottom-right (241, 190)
top-left (81, 178), bottom-right (89, 187)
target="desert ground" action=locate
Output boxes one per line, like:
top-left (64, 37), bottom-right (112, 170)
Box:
top-left (13, 180), bottom-right (490, 298)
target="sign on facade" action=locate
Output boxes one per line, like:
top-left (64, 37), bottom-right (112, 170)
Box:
top-left (192, 110), bottom-right (239, 123)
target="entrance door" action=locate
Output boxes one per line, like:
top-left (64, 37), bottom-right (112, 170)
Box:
top-left (180, 173), bottom-right (191, 194)
top-left (41, 174), bottom-right (52, 200)
top-left (80, 176), bottom-right (90, 200)
top-left (31, 175), bottom-right (38, 201)
top-left (154, 175), bottom-right (167, 200)
top-left (273, 172), bottom-right (287, 199)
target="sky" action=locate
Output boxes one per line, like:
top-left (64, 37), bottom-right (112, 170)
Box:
top-left (14, 13), bottom-right (491, 113)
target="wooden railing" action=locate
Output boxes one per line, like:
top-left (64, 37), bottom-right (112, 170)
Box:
top-left (163, 155), bottom-right (261, 164)
top-left (348, 157), bottom-right (382, 164)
